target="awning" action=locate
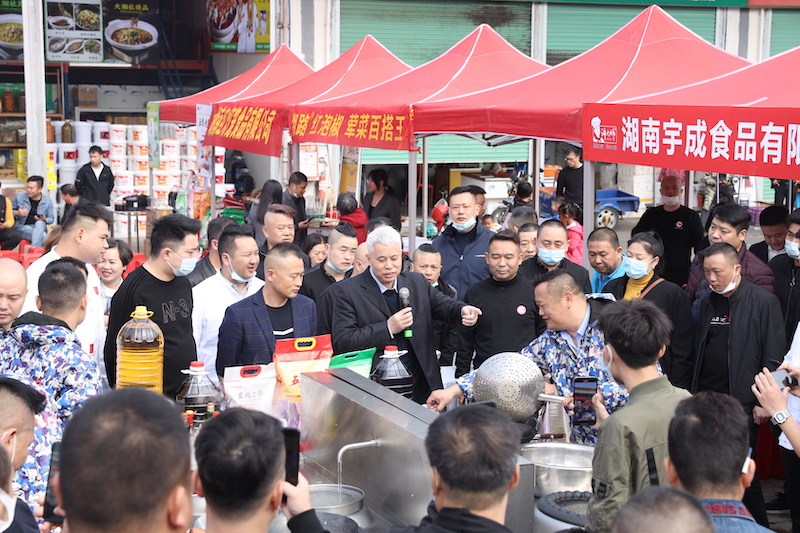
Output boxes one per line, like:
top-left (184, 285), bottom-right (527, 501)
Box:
top-left (157, 44), bottom-right (314, 124)
top-left (203, 36), bottom-right (411, 156)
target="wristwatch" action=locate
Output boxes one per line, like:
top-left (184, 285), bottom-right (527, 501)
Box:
top-left (771, 410), bottom-right (792, 425)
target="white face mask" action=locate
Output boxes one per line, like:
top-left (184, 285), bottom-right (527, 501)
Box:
top-left (662, 195), bottom-right (680, 207)
top-left (710, 270), bottom-right (739, 295)
top-left (0, 488), bottom-right (15, 531)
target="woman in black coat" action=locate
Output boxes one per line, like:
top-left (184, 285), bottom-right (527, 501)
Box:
top-left (363, 168), bottom-right (402, 231)
top-left (604, 231), bottom-right (694, 389)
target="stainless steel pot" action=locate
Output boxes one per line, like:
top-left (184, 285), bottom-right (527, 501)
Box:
top-left (519, 442), bottom-right (593, 497)
top-left (268, 511), bottom-right (358, 533)
top-left (309, 484), bottom-right (372, 527)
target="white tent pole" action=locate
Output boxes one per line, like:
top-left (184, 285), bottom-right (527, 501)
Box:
top-left (422, 137), bottom-right (429, 240)
top-left (408, 148), bottom-right (418, 253)
top-left (583, 160), bottom-right (595, 271)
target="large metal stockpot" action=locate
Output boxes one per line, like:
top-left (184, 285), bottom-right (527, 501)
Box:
top-left (519, 442), bottom-right (594, 497)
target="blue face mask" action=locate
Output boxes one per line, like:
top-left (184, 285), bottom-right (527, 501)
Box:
top-left (538, 248), bottom-right (565, 266)
top-left (230, 268), bottom-right (255, 283)
top-left (326, 260), bottom-right (354, 274)
top-left (623, 256), bottom-right (654, 280)
top-left (600, 345), bottom-right (614, 378)
top-left (786, 239), bottom-right (800, 259)
top-left (167, 251), bottom-right (198, 277)
top-left (452, 216), bottom-right (477, 233)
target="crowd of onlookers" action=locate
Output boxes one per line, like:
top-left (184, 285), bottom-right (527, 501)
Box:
top-left (2, 156), bottom-right (800, 533)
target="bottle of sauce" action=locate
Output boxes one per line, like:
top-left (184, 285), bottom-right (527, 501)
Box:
top-left (61, 120), bottom-right (74, 143)
top-left (16, 90), bottom-right (24, 113)
top-left (370, 346), bottom-right (414, 399)
top-left (175, 361), bottom-right (221, 426)
top-left (45, 120), bottom-right (55, 144)
top-left (3, 89), bottom-right (15, 113)
top-left (116, 306), bottom-right (164, 394)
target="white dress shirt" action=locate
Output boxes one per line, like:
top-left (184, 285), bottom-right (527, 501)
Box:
top-left (192, 270), bottom-right (264, 386)
top-left (780, 326), bottom-right (800, 451)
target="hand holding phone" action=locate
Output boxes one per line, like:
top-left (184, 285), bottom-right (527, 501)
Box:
top-left (772, 368), bottom-right (799, 389)
top-left (572, 377), bottom-right (598, 425)
top-left (282, 427), bottom-right (300, 504)
top-left (42, 442), bottom-right (63, 524)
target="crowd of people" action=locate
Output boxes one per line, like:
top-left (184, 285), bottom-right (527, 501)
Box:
top-left (1, 163), bottom-right (800, 533)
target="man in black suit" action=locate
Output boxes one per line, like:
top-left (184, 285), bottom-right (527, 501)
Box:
top-left (331, 226), bottom-right (482, 403)
top-left (750, 205), bottom-right (788, 265)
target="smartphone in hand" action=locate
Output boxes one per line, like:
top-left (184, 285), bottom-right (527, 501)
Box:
top-left (282, 427), bottom-right (300, 503)
top-left (573, 377), bottom-right (599, 425)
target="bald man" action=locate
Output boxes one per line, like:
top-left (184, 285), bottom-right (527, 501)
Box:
top-left (0, 259), bottom-right (26, 336)
top-left (632, 175), bottom-right (703, 286)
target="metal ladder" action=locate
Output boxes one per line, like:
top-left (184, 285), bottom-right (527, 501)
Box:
top-left (157, 19), bottom-right (218, 100)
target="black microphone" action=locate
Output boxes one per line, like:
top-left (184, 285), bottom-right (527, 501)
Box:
top-left (398, 287), bottom-right (412, 338)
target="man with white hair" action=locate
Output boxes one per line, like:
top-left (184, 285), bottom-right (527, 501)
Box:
top-left (331, 226), bottom-right (482, 403)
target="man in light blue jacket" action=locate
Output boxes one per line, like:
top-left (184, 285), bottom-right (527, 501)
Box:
top-left (12, 176), bottom-right (55, 248)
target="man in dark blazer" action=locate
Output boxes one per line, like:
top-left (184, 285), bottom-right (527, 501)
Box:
top-left (750, 204), bottom-right (788, 265)
top-left (216, 243), bottom-right (316, 377)
top-left (331, 226), bottom-right (482, 403)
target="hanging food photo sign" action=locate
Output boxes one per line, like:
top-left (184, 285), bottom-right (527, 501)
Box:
top-left (207, 0), bottom-right (270, 53)
top-left (102, 1), bottom-right (160, 65)
top-left (44, 0), bottom-right (104, 62)
top-left (0, 0), bottom-right (24, 61)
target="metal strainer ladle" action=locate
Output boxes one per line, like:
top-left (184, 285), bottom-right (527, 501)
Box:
top-left (473, 352), bottom-right (545, 421)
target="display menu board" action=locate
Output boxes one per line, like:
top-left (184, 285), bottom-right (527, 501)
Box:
top-left (45, 0), bottom-right (104, 62)
top-left (102, 1), bottom-right (160, 65)
top-left (207, 0), bottom-right (270, 53)
top-left (0, 0), bottom-right (24, 61)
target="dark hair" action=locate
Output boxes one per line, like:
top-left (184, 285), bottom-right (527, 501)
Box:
top-left (565, 146), bottom-right (582, 160)
top-left (552, 196), bottom-right (566, 208)
top-left (265, 242), bottom-right (304, 263)
top-left (788, 208), bottom-right (800, 228)
top-left (668, 392), bottom-right (750, 495)
top-left (106, 238), bottom-right (133, 267)
top-left (711, 203), bottom-right (750, 234)
top-left (88, 145), bottom-right (103, 155)
top-left (611, 486), bottom-right (714, 533)
top-left (449, 186), bottom-right (477, 202)
top-left (588, 227), bottom-right (620, 249)
top-left (0, 377), bottom-right (46, 415)
top-left (412, 243), bottom-right (440, 263)
top-left (628, 231), bottom-right (665, 276)
top-left (467, 185), bottom-right (486, 196)
top-left (533, 269), bottom-right (584, 300)
top-left (288, 171), bottom-right (308, 186)
top-left (60, 388), bottom-right (190, 531)
top-left (301, 233), bottom-right (326, 256)
top-left (538, 218), bottom-right (569, 239)
top-left (366, 217), bottom-right (392, 233)
top-left (516, 181), bottom-right (532, 199)
top-left (265, 203), bottom-right (297, 221)
top-left (256, 180), bottom-right (284, 226)
top-left (149, 214), bottom-right (202, 256)
top-left (207, 217), bottom-right (237, 244)
top-left (328, 222), bottom-right (357, 247)
top-left (509, 206), bottom-right (538, 230)
top-left (39, 259), bottom-right (87, 313)
top-left (558, 202), bottom-right (582, 221)
top-left (489, 229), bottom-right (520, 248)
top-left (218, 224), bottom-right (256, 258)
top-left (368, 169), bottom-right (389, 189)
top-left (27, 176), bottom-right (44, 188)
top-left (760, 204), bottom-right (789, 227)
top-left (60, 183), bottom-right (78, 196)
top-left (195, 408), bottom-right (284, 519)
top-left (598, 299), bottom-right (672, 368)
top-left (336, 192), bottom-right (358, 216)
top-left (425, 404), bottom-right (519, 509)
top-left (61, 201), bottom-right (113, 234)
top-left (482, 214), bottom-right (494, 222)
top-left (518, 222), bottom-right (539, 234)
top-left (703, 242), bottom-right (740, 265)
top-left (56, 255), bottom-right (89, 276)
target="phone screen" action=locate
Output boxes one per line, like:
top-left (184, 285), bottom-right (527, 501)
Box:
top-left (573, 377), bottom-right (598, 425)
top-left (283, 427), bottom-right (300, 487)
top-left (771, 368), bottom-right (797, 389)
top-left (43, 442), bottom-right (63, 523)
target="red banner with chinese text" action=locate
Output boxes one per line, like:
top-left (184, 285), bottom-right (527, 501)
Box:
top-left (203, 104), bottom-right (283, 156)
top-left (289, 108), bottom-right (414, 152)
top-left (583, 103), bottom-right (800, 180)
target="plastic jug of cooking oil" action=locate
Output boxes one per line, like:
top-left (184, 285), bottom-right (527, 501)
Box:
top-left (116, 306), bottom-right (164, 394)
top-left (61, 120), bottom-right (74, 143)
top-left (370, 346), bottom-right (414, 399)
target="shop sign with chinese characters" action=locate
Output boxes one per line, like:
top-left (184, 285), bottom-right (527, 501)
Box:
top-left (583, 104), bottom-right (800, 180)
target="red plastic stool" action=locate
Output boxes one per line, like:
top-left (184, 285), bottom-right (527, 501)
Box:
top-left (123, 252), bottom-right (147, 278)
top-left (18, 239), bottom-right (31, 253)
top-left (0, 250), bottom-right (19, 261)
top-left (20, 252), bottom-right (42, 269)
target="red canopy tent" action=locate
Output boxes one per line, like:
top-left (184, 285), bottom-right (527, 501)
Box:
top-left (157, 44), bottom-right (314, 124)
top-left (412, 6), bottom-right (750, 144)
top-left (203, 36), bottom-right (412, 156)
top-left (583, 45), bottom-right (800, 180)
top-left (289, 24), bottom-right (550, 151)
